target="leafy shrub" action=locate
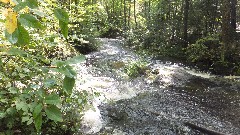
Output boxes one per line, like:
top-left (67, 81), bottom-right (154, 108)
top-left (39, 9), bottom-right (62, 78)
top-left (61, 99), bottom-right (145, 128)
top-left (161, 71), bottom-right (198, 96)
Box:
top-left (156, 44), bottom-right (186, 59)
top-left (185, 35), bottom-right (220, 64)
top-left (42, 89), bottom-right (98, 134)
top-left (0, 1), bottom-right (91, 134)
top-left (124, 61), bottom-right (148, 78)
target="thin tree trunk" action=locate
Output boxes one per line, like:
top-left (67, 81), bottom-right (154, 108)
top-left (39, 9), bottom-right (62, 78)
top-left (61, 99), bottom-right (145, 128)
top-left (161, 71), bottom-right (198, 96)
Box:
top-left (171, 3), bottom-right (177, 41)
top-left (221, 0), bottom-right (232, 61)
top-left (134, 0), bottom-right (137, 28)
top-left (230, 0), bottom-right (237, 30)
top-left (183, 0), bottom-right (190, 47)
top-left (128, 3), bottom-right (131, 28)
top-left (124, 0), bottom-right (127, 30)
top-left (120, 0), bottom-right (123, 28)
top-left (212, 0), bottom-right (219, 32)
top-left (123, 0), bottom-right (127, 30)
top-left (148, 0), bottom-right (151, 20)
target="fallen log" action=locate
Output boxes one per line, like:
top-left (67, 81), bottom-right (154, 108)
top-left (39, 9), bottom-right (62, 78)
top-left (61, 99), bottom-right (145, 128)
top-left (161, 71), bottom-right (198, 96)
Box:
top-left (185, 122), bottom-right (229, 135)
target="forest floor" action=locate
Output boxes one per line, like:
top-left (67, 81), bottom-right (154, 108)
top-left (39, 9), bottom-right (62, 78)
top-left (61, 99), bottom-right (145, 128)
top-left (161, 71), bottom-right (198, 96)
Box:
top-left (74, 38), bottom-right (240, 135)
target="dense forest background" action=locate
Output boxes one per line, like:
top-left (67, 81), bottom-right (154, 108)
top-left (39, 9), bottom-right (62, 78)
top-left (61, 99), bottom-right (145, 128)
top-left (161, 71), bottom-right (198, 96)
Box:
top-left (0, 0), bottom-right (239, 134)
top-left (62, 0), bottom-right (240, 75)
top-left (92, 0), bottom-right (240, 75)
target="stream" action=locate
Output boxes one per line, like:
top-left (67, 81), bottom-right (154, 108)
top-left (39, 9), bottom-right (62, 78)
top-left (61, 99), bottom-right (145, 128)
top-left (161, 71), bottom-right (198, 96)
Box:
top-left (74, 38), bottom-right (240, 135)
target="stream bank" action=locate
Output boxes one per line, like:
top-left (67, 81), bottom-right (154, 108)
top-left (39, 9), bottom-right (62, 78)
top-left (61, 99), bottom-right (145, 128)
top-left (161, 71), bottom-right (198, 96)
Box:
top-left (74, 38), bottom-right (240, 135)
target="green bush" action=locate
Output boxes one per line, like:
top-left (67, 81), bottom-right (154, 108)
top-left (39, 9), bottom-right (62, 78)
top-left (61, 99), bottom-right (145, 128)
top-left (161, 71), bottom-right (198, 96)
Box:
top-left (185, 35), bottom-right (220, 63)
top-left (0, 2), bottom-right (92, 134)
top-left (124, 61), bottom-right (148, 78)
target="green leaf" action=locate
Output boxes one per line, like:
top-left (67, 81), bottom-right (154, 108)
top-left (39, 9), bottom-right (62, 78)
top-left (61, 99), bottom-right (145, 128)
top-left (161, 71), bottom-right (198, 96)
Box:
top-left (18, 14), bottom-right (42, 29)
top-left (34, 113), bottom-right (42, 132)
top-left (63, 76), bottom-right (75, 94)
top-left (45, 94), bottom-right (61, 105)
top-left (45, 105), bottom-right (63, 122)
top-left (0, 112), bottom-right (6, 119)
top-left (6, 107), bottom-right (16, 115)
top-left (15, 101), bottom-right (28, 112)
top-left (14, 2), bottom-right (28, 12)
top-left (0, 19), bottom-right (4, 22)
top-left (43, 78), bottom-right (56, 88)
top-left (22, 116), bottom-right (30, 123)
top-left (54, 60), bottom-right (65, 67)
top-left (28, 102), bottom-right (37, 112)
top-left (59, 21), bottom-right (68, 39)
top-left (26, 0), bottom-right (38, 9)
top-left (58, 65), bottom-right (76, 78)
top-left (7, 47), bottom-right (27, 56)
top-left (54, 8), bottom-right (69, 23)
top-left (54, 8), bottom-right (69, 39)
top-left (33, 104), bottom-right (42, 119)
top-left (66, 65), bottom-right (77, 77)
top-left (17, 25), bottom-right (30, 45)
top-left (31, 9), bottom-right (47, 17)
top-left (5, 29), bottom-right (19, 44)
top-left (0, 90), bottom-right (7, 95)
top-left (66, 55), bottom-right (86, 64)
top-left (0, 98), bottom-right (7, 103)
top-left (27, 117), bottom-right (33, 125)
top-left (8, 87), bottom-right (18, 94)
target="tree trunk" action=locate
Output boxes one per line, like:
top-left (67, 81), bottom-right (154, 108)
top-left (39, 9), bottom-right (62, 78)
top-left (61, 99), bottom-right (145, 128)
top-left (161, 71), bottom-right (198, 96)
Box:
top-left (230, 0), bottom-right (237, 30)
top-left (183, 0), bottom-right (190, 47)
top-left (148, 0), bottom-right (151, 21)
top-left (212, 0), bottom-right (219, 32)
top-left (221, 0), bottom-right (233, 61)
top-left (124, 0), bottom-right (127, 30)
top-left (120, 0), bottom-right (123, 27)
top-left (134, 0), bottom-right (137, 28)
top-left (128, 3), bottom-right (131, 28)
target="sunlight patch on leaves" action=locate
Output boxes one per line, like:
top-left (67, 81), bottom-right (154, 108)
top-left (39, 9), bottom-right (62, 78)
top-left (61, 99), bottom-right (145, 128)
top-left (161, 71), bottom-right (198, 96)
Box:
top-left (0, 0), bottom-right (9, 4)
top-left (5, 8), bottom-right (17, 34)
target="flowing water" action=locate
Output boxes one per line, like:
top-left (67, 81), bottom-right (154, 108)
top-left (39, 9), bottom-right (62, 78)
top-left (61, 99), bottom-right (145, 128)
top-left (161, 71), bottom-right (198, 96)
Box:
top-left (74, 38), bottom-right (240, 135)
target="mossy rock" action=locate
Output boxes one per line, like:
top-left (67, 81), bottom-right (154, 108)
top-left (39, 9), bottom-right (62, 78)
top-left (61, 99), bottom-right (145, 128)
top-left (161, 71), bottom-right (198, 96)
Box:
top-left (101, 27), bottom-right (122, 38)
top-left (71, 38), bottom-right (99, 54)
top-left (110, 61), bottom-right (125, 69)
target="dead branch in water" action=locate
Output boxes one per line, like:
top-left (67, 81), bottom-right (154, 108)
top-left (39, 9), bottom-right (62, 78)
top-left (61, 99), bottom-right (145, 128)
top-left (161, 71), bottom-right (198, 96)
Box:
top-left (185, 122), bottom-right (230, 135)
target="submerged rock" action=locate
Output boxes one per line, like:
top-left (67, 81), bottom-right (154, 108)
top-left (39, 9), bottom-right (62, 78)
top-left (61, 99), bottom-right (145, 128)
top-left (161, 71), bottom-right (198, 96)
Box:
top-left (146, 66), bottom-right (194, 87)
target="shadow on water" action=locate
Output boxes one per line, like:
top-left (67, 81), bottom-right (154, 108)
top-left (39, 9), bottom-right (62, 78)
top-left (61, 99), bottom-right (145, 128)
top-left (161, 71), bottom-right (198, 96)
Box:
top-left (78, 38), bottom-right (240, 135)
top-left (175, 77), bottom-right (240, 129)
top-left (99, 78), bottom-right (240, 134)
